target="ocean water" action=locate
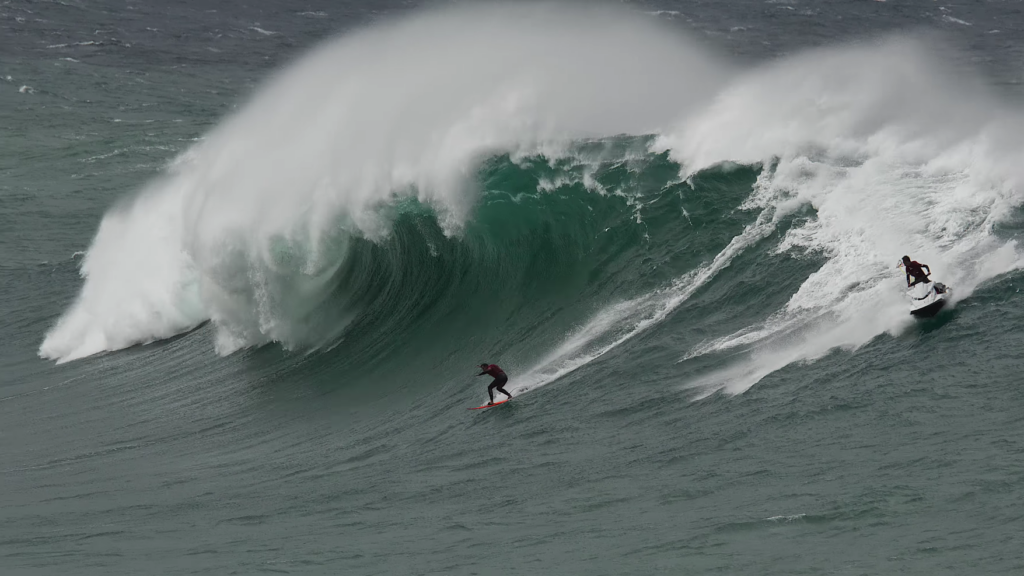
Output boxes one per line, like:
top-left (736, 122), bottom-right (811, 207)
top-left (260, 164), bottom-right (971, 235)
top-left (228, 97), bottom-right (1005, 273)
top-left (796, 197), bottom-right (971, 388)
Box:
top-left (3, 1), bottom-right (1024, 574)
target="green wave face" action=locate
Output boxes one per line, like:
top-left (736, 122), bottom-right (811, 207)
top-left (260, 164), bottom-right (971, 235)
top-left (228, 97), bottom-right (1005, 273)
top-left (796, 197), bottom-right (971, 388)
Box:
top-left (279, 140), bottom-right (797, 394)
top-left (302, 140), bottom-right (1023, 400)
top-left (37, 6), bottom-right (1024, 395)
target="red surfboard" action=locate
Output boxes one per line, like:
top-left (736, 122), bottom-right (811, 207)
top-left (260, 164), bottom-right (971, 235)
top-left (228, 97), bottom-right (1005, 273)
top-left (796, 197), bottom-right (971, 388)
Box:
top-left (468, 398), bottom-right (512, 410)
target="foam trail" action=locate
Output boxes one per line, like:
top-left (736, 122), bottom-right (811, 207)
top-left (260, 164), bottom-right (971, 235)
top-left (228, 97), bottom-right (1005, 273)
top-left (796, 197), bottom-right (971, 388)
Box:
top-left (40, 3), bottom-right (726, 362)
top-left (512, 169), bottom-right (784, 394)
top-left (514, 37), bottom-right (1024, 398)
top-left (657, 38), bottom-right (1024, 395)
top-left (686, 291), bottom-right (911, 399)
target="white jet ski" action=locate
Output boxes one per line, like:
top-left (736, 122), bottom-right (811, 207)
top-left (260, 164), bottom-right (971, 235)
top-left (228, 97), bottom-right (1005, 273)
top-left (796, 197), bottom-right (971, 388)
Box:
top-left (907, 281), bottom-right (950, 317)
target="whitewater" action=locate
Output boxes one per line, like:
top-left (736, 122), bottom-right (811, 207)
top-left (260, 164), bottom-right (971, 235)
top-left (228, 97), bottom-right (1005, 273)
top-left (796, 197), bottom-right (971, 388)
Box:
top-left (40, 5), bottom-right (1024, 402)
top-left (8, 2), bottom-right (1024, 575)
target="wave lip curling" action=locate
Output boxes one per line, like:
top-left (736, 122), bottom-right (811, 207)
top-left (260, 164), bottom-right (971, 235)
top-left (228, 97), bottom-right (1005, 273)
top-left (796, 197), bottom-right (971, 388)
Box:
top-left (39, 3), bottom-right (723, 363)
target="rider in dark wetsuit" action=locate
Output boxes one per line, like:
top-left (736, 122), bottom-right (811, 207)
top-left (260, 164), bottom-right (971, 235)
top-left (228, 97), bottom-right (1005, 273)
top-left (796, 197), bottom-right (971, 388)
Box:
top-left (478, 363), bottom-right (512, 405)
top-left (901, 255), bottom-right (931, 287)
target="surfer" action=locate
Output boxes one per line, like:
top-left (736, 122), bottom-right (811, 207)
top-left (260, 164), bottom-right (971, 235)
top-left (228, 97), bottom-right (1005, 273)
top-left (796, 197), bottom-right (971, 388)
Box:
top-left (900, 255), bottom-right (931, 287)
top-left (478, 363), bottom-right (512, 406)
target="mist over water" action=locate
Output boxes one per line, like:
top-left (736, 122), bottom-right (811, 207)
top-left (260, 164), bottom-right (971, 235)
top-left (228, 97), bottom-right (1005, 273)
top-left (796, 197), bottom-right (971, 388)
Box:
top-left (658, 38), bottom-right (1024, 393)
top-left (41, 4), bottom-right (1024, 391)
top-left (40, 3), bottom-right (727, 362)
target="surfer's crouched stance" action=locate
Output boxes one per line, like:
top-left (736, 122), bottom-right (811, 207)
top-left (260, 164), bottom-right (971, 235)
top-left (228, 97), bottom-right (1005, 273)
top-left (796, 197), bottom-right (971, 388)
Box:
top-left (478, 363), bottom-right (512, 405)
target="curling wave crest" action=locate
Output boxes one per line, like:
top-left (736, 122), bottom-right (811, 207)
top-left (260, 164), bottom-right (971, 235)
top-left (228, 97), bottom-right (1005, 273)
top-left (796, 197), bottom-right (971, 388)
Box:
top-left (42, 5), bottom-right (1024, 403)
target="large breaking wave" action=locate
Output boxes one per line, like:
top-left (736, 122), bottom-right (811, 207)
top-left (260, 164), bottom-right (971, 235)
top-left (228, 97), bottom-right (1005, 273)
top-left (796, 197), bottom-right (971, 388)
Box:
top-left (40, 3), bottom-right (723, 362)
top-left (41, 3), bottom-right (1024, 396)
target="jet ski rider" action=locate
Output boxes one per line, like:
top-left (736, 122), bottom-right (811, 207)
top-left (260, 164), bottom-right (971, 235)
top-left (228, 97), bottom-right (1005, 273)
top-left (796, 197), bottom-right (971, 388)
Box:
top-left (901, 255), bottom-right (931, 287)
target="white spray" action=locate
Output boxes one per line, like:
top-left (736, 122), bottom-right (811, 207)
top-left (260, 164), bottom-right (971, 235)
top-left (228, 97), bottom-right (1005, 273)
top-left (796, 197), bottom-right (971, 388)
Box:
top-left (42, 5), bottom-right (1024, 402)
top-left (519, 37), bottom-right (1024, 397)
top-left (40, 3), bottom-right (726, 362)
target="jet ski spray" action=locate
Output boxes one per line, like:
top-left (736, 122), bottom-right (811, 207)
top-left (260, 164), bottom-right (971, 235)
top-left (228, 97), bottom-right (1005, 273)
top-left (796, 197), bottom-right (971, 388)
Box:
top-left (898, 255), bottom-right (950, 317)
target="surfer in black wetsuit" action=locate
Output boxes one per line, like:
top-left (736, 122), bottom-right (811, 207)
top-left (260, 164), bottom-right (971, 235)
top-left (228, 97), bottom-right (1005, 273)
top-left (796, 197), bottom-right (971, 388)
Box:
top-left (478, 363), bottom-right (512, 405)
top-left (901, 255), bottom-right (931, 287)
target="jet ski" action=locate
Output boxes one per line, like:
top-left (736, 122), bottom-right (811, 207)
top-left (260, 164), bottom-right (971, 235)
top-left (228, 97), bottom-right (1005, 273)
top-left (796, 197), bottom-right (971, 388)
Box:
top-left (907, 281), bottom-right (950, 317)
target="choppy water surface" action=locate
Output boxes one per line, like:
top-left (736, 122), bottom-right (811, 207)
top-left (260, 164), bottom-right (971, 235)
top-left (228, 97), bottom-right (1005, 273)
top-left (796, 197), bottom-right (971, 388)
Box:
top-left (3, 1), bottom-right (1024, 574)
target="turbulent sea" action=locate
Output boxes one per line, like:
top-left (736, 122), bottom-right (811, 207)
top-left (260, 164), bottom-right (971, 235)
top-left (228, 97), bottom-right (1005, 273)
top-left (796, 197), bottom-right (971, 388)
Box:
top-left (4, 1), bottom-right (1024, 574)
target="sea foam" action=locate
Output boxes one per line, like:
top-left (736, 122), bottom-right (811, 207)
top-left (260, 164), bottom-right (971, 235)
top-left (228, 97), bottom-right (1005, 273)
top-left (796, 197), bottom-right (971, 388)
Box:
top-left (40, 3), bottom-right (723, 362)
